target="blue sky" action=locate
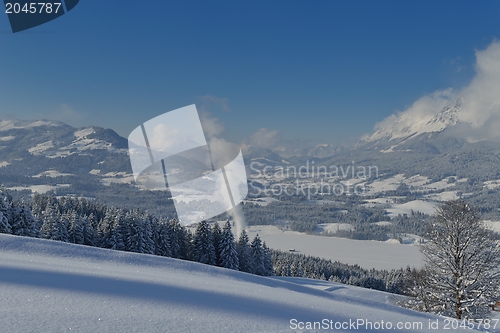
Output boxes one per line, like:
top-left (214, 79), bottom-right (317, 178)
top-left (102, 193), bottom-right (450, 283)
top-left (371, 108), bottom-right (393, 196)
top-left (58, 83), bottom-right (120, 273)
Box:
top-left (1, 1), bottom-right (499, 147)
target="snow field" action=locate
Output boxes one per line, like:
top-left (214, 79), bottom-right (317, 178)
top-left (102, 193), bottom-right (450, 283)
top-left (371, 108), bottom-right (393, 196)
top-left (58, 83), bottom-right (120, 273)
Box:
top-left (386, 200), bottom-right (439, 217)
top-left (245, 225), bottom-right (423, 270)
top-left (7, 184), bottom-right (71, 194)
top-left (33, 170), bottom-right (73, 178)
top-left (0, 234), bottom-right (484, 333)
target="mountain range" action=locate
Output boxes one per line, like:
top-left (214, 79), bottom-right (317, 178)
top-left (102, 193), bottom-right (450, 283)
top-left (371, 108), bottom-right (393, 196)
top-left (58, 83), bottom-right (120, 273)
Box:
top-left (2, 98), bottom-right (500, 218)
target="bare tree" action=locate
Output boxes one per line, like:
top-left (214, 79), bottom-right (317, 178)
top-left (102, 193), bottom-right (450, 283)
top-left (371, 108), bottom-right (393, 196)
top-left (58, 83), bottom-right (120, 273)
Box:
top-left (401, 267), bottom-right (436, 313)
top-left (409, 201), bottom-right (500, 319)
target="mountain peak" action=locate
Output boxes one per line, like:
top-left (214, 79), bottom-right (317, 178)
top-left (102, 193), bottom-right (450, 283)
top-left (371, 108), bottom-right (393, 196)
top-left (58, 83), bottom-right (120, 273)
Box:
top-left (425, 98), bottom-right (461, 128)
top-left (364, 98), bottom-right (464, 144)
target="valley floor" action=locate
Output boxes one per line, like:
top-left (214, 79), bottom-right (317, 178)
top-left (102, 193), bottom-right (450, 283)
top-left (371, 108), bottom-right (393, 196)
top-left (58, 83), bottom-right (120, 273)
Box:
top-left (246, 225), bottom-right (423, 270)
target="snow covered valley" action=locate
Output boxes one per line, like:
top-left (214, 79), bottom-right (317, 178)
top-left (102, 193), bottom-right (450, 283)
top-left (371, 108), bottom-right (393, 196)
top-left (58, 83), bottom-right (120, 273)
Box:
top-left (246, 225), bottom-right (423, 270)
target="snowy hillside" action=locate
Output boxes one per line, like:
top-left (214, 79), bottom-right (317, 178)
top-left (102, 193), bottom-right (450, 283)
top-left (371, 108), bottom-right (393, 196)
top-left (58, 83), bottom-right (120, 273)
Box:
top-left (0, 119), bottom-right (127, 164)
top-left (1, 234), bottom-right (492, 333)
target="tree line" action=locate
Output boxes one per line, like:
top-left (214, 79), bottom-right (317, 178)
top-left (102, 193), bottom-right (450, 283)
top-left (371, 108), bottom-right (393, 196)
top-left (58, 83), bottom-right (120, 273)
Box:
top-left (272, 249), bottom-right (411, 294)
top-left (0, 190), bottom-right (273, 276)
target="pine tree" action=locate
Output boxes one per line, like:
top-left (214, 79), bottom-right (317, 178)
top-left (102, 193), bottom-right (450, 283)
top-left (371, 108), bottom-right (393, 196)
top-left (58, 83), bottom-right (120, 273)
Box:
top-left (81, 215), bottom-right (96, 246)
top-left (0, 191), bottom-right (12, 234)
top-left (211, 222), bottom-right (222, 266)
top-left (168, 218), bottom-right (191, 259)
top-left (155, 218), bottom-right (172, 257)
top-left (237, 230), bottom-right (251, 273)
top-left (183, 229), bottom-right (194, 261)
top-left (142, 214), bottom-right (155, 254)
top-left (55, 213), bottom-right (70, 242)
top-left (108, 210), bottom-right (126, 251)
top-left (290, 259), bottom-right (302, 277)
top-left (219, 220), bottom-right (239, 270)
top-left (385, 268), bottom-right (406, 295)
top-left (10, 201), bottom-right (38, 237)
top-left (40, 203), bottom-right (68, 241)
top-left (97, 208), bottom-right (116, 248)
top-left (126, 210), bottom-right (145, 253)
top-left (262, 242), bottom-right (274, 276)
top-left (276, 255), bottom-right (291, 277)
top-left (68, 211), bottom-right (84, 244)
top-left (30, 193), bottom-right (44, 220)
top-left (193, 220), bottom-right (216, 265)
top-left (250, 235), bottom-right (265, 275)
top-left (87, 212), bottom-right (98, 232)
top-left (168, 218), bottom-right (182, 258)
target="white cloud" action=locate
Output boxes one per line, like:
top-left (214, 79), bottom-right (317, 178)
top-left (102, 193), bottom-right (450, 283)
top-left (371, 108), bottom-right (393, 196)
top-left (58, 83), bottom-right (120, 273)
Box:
top-left (195, 98), bottom-right (240, 166)
top-left (460, 41), bottom-right (500, 127)
top-left (245, 128), bottom-right (282, 149)
top-left (373, 40), bottom-right (500, 141)
top-left (196, 95), bottom-right (228, 140)
top-left (208, 136), bottom-right (241, 169)
top-left (373, 89), bottom-right (455, 133)
top-left (199, 109), bottom-right (225, 139)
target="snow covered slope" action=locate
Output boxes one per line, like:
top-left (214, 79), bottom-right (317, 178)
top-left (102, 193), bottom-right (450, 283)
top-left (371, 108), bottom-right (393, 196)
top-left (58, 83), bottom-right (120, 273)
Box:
top-left (0, 119), bottom-right (127, 163)
top-left (0, 234), bottom-right (491, 332)
top-left (365, 98), bottom-right (463, 143)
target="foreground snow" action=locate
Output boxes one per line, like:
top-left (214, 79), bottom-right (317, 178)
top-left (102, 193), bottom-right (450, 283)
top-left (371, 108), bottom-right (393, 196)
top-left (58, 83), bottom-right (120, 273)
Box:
top-left (0, 234), bottom-right (494, 332)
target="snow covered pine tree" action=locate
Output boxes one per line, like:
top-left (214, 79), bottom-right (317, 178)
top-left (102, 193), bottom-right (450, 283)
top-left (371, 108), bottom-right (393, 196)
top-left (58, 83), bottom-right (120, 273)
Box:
top-left (193, 220), bottom-right (216, 265)
top-left (218, 220), bottom-right (239, 270)
top-left (409, 201), bottom-right (500, 319)
top-left (237, 230), bottom-right (251, 273)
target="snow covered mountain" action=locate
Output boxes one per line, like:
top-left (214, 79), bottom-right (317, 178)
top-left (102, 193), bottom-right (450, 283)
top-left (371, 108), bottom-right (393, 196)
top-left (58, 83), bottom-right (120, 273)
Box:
top-left (0, 119), bottom-right (127, 158)
top-left (0, 233), bottom-right (484, 333)
top-left (0, 119), bottom-right (131, 178)
top-left (363, 98), bottom-right (464, 144)
top-left (0, 119), bottom-right (142, 210)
